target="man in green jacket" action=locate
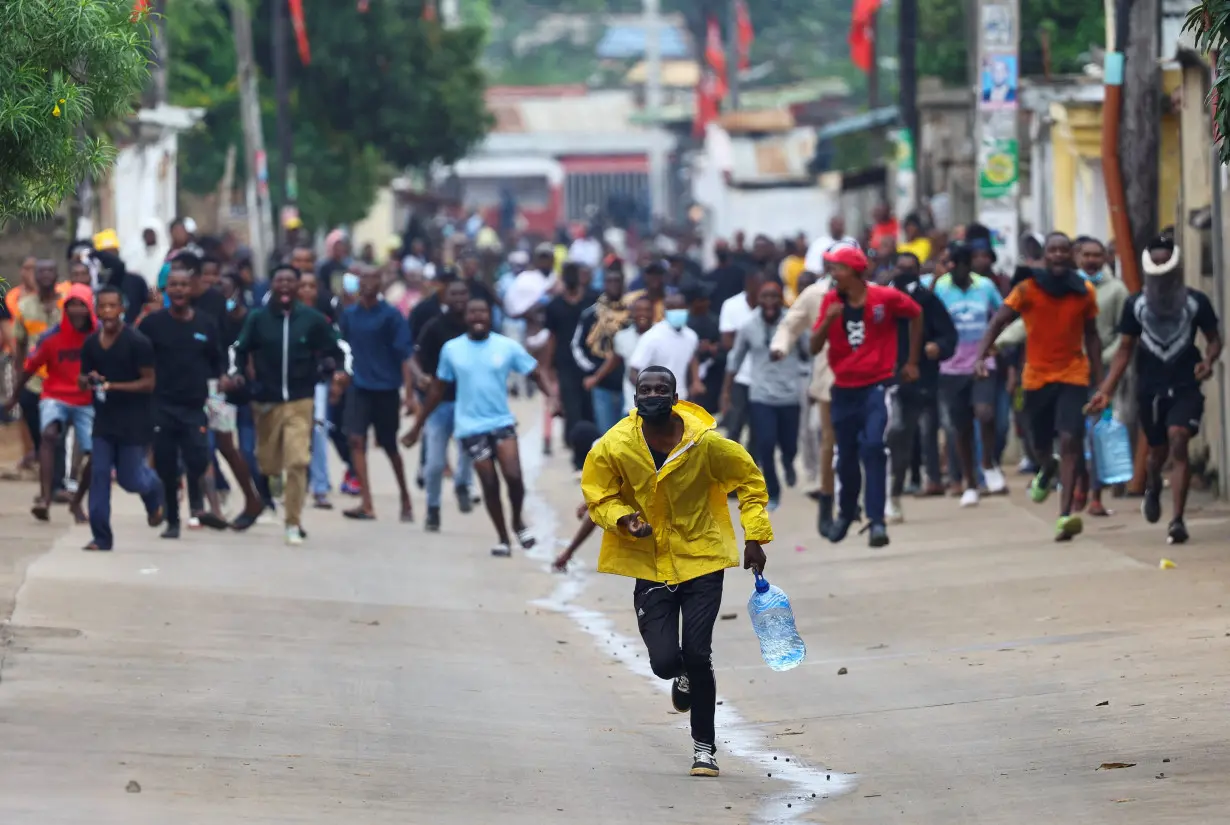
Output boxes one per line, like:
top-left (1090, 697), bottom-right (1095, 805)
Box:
top-left (225, 264), bottom-right (351, 545)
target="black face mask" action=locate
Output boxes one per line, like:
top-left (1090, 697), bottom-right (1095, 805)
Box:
top-left (636, 395), bottom-right (673, 421)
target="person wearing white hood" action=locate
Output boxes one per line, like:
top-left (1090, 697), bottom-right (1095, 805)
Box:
top-left (124, 219), bottom-right (168, 287)
top-left (1089, 235), bottom-right (1222, 545)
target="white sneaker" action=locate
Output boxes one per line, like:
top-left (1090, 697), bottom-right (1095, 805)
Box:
top-left (886, 497), bottom-right (905, 524)
top-left (285, 526), bottom-right (305, 546)
top-left (960, 488), bottom-right (980, 508)
top-left (983, 466), bottom-right (1007, 494)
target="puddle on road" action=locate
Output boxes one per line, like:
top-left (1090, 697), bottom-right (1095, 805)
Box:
top-left (520, 434), bottom-right (857, 824)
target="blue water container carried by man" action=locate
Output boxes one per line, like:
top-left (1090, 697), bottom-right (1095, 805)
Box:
top-left (1090, 408), bottom-right (1134, 486)
top-left (748, 571), bottom-right (807, 671)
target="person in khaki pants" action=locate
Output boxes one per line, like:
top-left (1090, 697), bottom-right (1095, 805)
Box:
top-left (769, 269), bottom-right (836, 537)
top-left (225, 265), bottom-right (350, 545)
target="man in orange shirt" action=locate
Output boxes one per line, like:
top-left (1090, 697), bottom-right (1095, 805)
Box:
top-left (975, 232), bottom-right (1101, 541)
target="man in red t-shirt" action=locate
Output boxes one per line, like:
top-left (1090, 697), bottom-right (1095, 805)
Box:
top-left (810, 243), bottom-right (921, 547)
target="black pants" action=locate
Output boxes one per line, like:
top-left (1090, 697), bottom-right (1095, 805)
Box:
top-left (887, 387), bottom-right (930, 497)
top-left (557, 367), bottom-right (594, 471)
top-left (153, 404), bottom-right (209, 526)
top-left (635, 570), bottom-right (724, 748)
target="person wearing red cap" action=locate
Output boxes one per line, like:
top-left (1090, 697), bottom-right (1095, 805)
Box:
top-left (810, 242), bottom-right (922, 547)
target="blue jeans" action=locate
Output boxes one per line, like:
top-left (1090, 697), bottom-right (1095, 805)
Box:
top-left (592, 386), bottom-right (626, 434)
top-left (40, 398), bottom-right (94, 453)
top-left (748, 402), bottom-right (800, 501)
top-left (236, 403), bottom-right (274, 509)
top-left (89, 435), bottom-right (162, 549)
top-left (831, 383), bottom-right (889, 524)
top-left (424, 401), bottom-right (474, 508)
top-left (309, 383), bottom-right (330, 496)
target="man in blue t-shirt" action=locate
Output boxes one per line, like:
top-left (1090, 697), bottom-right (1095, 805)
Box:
top-left (932, 245), bottom-right (1006, 505)
top-left (403, 297), bottom-right (557, 557)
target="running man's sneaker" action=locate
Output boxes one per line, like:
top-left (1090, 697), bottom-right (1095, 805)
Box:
top-left (1054, 514), bottom-right (1083, 542)
top-left (516, 527), bottom-right (536, 550)
top-left (960, 488), bottom-right (980, 508)
top-left (817, 494), bottom-right (835, 538)
top-left (342, 472), bottom-right (363, 496)
top-left (671, 674), bottom-right (692, 713)
top-left (783, 464), bottom-right (798, 488)
top-left (425, 506), bottom-right (441, 532)
top-left (455, 485), bottom-right (473, 514)
top-left (690, 745), bottom-right (719, 777)
top-left (285, 526), bottom-right (305, 546)
top-left (187, 516), bottom-right (202, 530)
top-left (1029, 463), bottom-right (1057, 504)
top-left (767, 498), bottom-right (780, 513)
top-left (886, 497), bottom-right (904, 524)
top-left (491, 543), bottom-right (512, 557)
top-left (867, 522), bottom-right (890, 548)
top-left (161, 523), bottom-right (180, 540)
top-left (983, 466), bottom-right (1008, 494)
top-left (1167, 518), bottom-right (1189, 545)
top-left (1142, 488), bottom-right (1162, 524)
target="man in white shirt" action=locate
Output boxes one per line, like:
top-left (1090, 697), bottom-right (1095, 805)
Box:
top-left (718, 268), bottom-right (762, 444)
top-left (628, 294), bottom-right (704, 400)
top-left (803, 215), bottom-right (858, 274)
top-left (568, 226), bottom-right (603, 270)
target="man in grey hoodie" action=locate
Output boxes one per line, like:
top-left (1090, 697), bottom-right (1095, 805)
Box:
top-left (723, 281), bottom-right (809, 510)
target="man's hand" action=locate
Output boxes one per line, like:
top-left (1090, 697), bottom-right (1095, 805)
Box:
top-left (769, 348), bottom-right (785, 362)
top-left (743, 540), bottom-right (767, 573)
top-left (1195, 360), bottom-right (1214, 382)
top-left (719, 392), bottom-right (731, 417)
top-left (973, 359), bottom-right (990, 380)
top-left (824, 302), bottom-right (844, 322)
top-left (403, 393), bottom-right (419, 416)
top-left (416, 374), bottom-right (432, 391)
top-left (575, 502), bottom-right (589, 520)
top-left (582, 375), bottom-right (598, 392)
top-left (924, 342), bottom-right (940, 360)
top-left (1086, 390), bottom-right (1110, 415)
top-left (219, 375), bottom-right (243, 393)
top-left (400, 422), bottom-right (423, 448)
top-left (689, 379), bottom-right (706, 399)
top-left (617, 512), bottom-right (653, 538)
top-left (899, 363), bottom-right (919, 383)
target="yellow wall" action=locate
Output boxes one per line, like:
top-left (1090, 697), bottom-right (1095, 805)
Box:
top-left (1046, 70), bottom-right (1181, 242)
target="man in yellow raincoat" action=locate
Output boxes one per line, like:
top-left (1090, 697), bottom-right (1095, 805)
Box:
top-left (581, 365), bottom-right (773, 778)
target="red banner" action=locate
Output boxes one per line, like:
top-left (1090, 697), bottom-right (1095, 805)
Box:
top-left (848, 0), bottom-right (881, 73)
top-left (288, 0), bottom-right (311, 65)
top-left (704, 17), bottom-right (728, 99)
top-left (735, 0), bottom-right (754, 70)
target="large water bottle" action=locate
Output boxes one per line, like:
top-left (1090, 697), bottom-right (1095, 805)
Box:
top-left (747, 571), bottom-right (806, 672)
top-left (1092, 409), bottom-right (1134, 485)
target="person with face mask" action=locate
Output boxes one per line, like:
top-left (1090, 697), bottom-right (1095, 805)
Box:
top-left (976, 232), bottom-right (1101, 542)
top-left (1089, 236), bottom-right (1222, 545)
top-left (724, 281), bottom-right (809, 510)
top-left (810, 243), bottom-right (922, 547)
top-left (884, 252), bottom-right (956, 524)
top-left (542, 262), bottom-right (599, 472)
top-left (626, 294), bottom-right (705, 401)
top-left (579, 365), bottom-right (772, 778)
top-left (402, 298), bottom-right (556, 556)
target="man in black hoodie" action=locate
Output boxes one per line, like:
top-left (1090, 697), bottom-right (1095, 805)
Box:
top-left (225, 264), bottom-right (351, 546)
top-left (884, 252), bottom-right (957, 524)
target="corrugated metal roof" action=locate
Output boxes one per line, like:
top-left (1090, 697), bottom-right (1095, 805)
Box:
top-left (624, 59), bottom-right (699, 88)
top-left (597, 23), bottom-right (691, 59)
top-left (488, 89), bottom-right (642, 134)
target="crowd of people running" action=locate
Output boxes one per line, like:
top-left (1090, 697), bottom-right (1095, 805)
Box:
top-left (0, 206), bottom-right (1220, 557)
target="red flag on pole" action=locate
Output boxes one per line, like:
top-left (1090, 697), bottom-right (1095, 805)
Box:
top-left (735, 0), bottom-right (754, 70)
top-left (694, 70), bottom-right (722, 138)
top-left (288, 0), bottom-right (312, 65)
top-left (704, 17), bottom-right (728, 99)
top-left (848, 0), bottom-right (881, 73)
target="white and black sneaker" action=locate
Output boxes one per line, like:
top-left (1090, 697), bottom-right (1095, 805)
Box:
top-left (690, 743), bottom-right (719, 777)
top-left (671, 674), bottom-right (691, 713)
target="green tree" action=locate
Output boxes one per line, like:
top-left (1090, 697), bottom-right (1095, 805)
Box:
top-left (0, 0), bottom-right (149, 221)
top-left (1185, 3), bottom-right (1230, 162)
top-left (168, 0), bottom-right (489, 229)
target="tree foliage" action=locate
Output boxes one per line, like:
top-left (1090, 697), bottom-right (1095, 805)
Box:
top-left (1184, 2), bottom-right (1230, 163)
top-left (0, 0), bottom-right (149, 221)
top-left (168, 0), bottom-right (490, 229)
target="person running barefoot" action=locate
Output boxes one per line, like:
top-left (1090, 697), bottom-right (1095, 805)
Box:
top-left (976, 233), bottom-right (1101, 542)
top-left (402, 298), bottom-right (556, 556)
top-left (581, 366), bottom-right (771, 777)
top-left (1088, 236), bottom-right (1222, 544)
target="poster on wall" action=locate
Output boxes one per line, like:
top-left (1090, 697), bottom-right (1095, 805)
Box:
top-left (978, 137), bottom-right (1019, 199)
top-left (974, 0), bottom-right (1020, 272)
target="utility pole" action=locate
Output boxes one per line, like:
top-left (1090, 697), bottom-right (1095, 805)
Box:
top-left (726, 0), bottom-right (740, 110)
top-left (644, 0), bottom-right (669, 219)
top-left (1119, 0), bottom-right (1160, 272)
top-left (272, 0), bottom-right (297, 234)
top-left (231, 0), bottom-right (273, 281)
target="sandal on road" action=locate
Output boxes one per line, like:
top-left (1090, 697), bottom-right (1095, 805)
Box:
top-left (343, 508), bottom-right (376, 521)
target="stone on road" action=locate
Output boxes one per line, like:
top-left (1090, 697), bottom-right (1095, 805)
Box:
top-left (1, 427), bottom-right (1230, 824)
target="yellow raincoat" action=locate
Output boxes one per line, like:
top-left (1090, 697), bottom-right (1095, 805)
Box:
top-left (581, 400), bottom-right (774, 585)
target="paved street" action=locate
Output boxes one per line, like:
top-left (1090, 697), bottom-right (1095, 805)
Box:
top-left (2, 414), bottom-right (1230, 824)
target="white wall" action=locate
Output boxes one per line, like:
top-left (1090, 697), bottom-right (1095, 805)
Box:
top-left (110, 131), bottom-right (179, 253)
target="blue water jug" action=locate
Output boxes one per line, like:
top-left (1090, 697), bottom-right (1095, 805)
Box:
top-left (747, 571), bottom-right (806, 672)
top-left (1091, 409), bottom-right (1134, 485)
